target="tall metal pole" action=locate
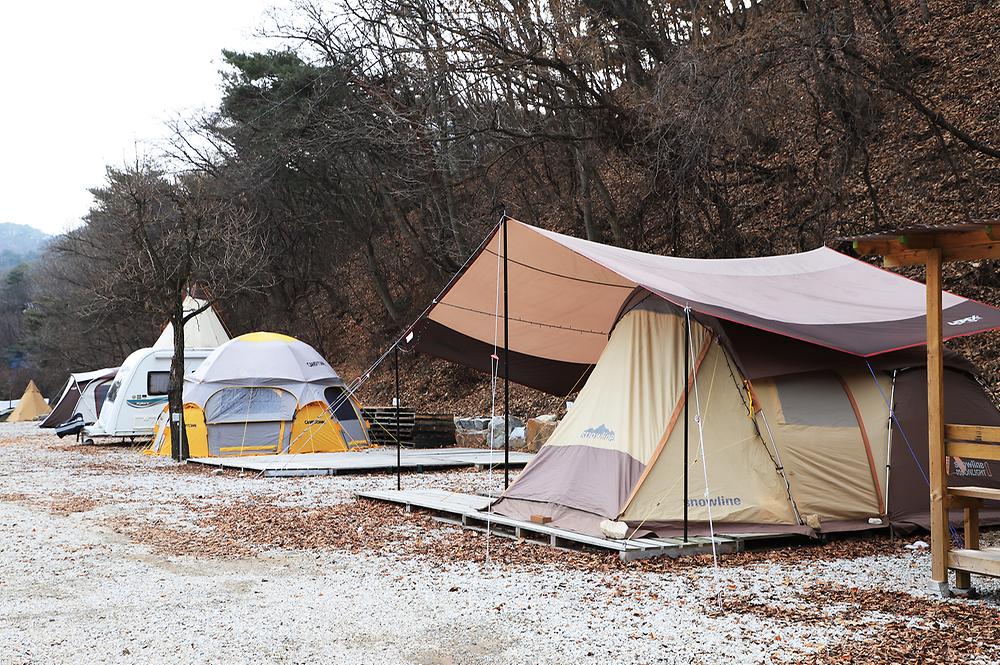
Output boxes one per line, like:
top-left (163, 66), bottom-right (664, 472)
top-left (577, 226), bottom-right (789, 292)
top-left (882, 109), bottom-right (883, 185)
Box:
top-left (503, 216), bottom-right (511, 489)
top-left (683, 308), bottom-right (690, 542)
top-left (394, 344), bottom-right (401, 491)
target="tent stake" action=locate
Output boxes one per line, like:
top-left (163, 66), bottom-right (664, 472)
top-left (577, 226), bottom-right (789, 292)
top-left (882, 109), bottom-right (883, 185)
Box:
top-left (683, 307), bottom-right (690, 543)
top-left (503, 216), bottom-right (510, 489)
top-left (395, 344), bottom-right (401, 491)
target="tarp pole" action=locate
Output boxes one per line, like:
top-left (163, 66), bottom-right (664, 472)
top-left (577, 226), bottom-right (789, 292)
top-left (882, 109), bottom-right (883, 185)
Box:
top-left (395, 344), bottom-right (401, 491)
top-left (683, 306), bottom-right (690, 542)
top-left (503, 216), bottom-right (511, 489)
top-left (884, 369), bottom-right (897, 518)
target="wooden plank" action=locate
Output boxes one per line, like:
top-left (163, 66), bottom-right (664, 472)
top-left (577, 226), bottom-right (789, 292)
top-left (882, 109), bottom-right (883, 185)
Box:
top-left (900, 228), bottom-right (997, 250)
top-left (464, 510), bottom-right (632, 551)
top-left (884, 249), bottom-right (931, 268)
top-left (948, 548), bottom-right (1000, 578)
top-left (858, 228), bottom-right (998, 259)
top-left (946, 424), bottom-right (1000, 443)
top-left (948, 486), bottom-right (1000, 501)
top-left (945, 442), bottom-right (1000, 462)
top-left (853, 238), bottom-right (906, 257)
top-left (927, 248), bottom-right (948, 587)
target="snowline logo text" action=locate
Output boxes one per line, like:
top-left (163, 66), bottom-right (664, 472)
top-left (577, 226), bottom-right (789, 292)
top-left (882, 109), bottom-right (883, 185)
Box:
top-left (687, 496), bottom-right (742, 507)
top-left (581, 424), bottom-right (615, 441)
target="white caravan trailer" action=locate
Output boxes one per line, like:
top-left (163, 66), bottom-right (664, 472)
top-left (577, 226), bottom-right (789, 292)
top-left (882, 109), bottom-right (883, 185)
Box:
top-left (40, 367), bottom-right (119, 428)
top-left (81, 296), bottom-right (231, 441)
top-left (82, 348), bottom-right (214, 441)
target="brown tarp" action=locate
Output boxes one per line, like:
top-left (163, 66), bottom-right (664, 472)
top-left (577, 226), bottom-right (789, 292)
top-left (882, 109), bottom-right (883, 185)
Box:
top-left (406, 219), bottom-right (1000, 395)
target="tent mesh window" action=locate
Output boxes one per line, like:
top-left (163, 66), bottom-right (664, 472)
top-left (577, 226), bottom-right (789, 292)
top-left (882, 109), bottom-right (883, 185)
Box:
top-left (774, 372), bottom-right (857, 427)
top-left (94, 381), bottom-right (112, 417)
top-left (204, 387), bottom-right (297, 455)
top-left (324, 386), bottom-right (366, 442)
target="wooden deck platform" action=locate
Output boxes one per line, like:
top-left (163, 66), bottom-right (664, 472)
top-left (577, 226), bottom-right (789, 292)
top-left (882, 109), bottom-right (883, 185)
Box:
top-left (187, 447), bottom-right (533, 477)
top-left (355, 488), bottom-right (793, 560)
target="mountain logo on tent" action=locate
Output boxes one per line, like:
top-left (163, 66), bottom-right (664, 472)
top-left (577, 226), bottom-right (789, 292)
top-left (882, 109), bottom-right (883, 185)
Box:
top-left (581, 424), bottom-right (616, 442)
top-left (948, 314), bottom-right (983, 326)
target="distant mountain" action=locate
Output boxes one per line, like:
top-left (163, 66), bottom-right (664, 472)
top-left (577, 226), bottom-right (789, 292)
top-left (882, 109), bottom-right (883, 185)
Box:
top-left (0, 223), bottom-right (49, 271)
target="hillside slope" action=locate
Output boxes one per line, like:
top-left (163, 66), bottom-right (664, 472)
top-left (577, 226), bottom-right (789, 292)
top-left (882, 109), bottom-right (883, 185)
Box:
top-left (347, 0), bottom-right (1000, 417)
top-left (0, 223), bottom-right (48, 271)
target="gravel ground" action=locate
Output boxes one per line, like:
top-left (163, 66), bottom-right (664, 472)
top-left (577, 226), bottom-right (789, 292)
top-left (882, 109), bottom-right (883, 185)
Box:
top-left (1, 422), bottom-right (999, 664)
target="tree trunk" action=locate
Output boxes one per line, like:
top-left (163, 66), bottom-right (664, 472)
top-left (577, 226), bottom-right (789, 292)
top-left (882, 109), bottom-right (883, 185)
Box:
top-left (363, 237), bottom-right (402, 322)
top-left (574, 146), bottom-right (597, 241)
top-left (168, 295), bottom-right (187, 462)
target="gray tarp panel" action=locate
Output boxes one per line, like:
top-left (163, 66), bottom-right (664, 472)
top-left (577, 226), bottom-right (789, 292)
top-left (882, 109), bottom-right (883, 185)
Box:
top-left (204, 387), bottom-right (297, 424)
top-left (774, 373), bottom-right (858, 427)
top-left (208, 421), bottom-right (291, 456)
top-left (324, 387), bottom-right (367, 442)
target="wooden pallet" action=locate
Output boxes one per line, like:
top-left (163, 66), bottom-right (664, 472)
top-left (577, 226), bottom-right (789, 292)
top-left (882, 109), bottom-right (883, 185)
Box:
top-left (362, 406), bottom-right (415, 445)
top-left (411, 413), bottom-right (456, 448)
top-left (356, 488), bottom-right (745, 560)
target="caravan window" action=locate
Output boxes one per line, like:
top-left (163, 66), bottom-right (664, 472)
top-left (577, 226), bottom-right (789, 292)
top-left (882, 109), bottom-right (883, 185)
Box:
top-left (774, 372), bottom-right (856, 427)
top-left (147, 371), bottom-right (170, 396)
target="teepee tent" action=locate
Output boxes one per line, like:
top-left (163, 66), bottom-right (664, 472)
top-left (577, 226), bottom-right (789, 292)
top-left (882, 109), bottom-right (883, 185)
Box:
top-left (152, 295), bottom-right (230, 349)
top-left (146, 332), bottom-right (369, 458)
top-left (8, 380), bottom-right (51, 422)
top-left (403, 219), bottom-right (1000, 537)
top-left (40, 367), bottom-right (119, 428)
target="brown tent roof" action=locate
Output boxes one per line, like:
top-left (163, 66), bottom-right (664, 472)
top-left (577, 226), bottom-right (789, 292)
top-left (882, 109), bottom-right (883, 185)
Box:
top-left (405, 219), bottom-right (1000, 394)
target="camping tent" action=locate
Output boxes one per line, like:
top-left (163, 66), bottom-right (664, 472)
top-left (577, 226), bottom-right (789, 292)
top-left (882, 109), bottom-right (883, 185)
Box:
top-left (7, 380), bottom-right (51, 422)
top-left (403, 219), bottom-right (1000, 537)
top-left (146, 332), bottom-right (370, 457)
top-left (152, 295), bottom-right (230, 349)
top-left (40, 367), bottom-right (119, 428)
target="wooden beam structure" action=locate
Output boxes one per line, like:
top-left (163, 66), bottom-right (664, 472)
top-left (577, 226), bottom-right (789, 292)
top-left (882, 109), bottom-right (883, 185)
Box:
top-left (849, 222), bottom-right (1000, 597)
top-left (852, 224), bottom-right (1000, 267)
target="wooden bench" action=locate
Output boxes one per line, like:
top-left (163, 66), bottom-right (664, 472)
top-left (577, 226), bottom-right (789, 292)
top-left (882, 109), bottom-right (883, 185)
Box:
top-left (944, 425), bottom-right (1000, 591)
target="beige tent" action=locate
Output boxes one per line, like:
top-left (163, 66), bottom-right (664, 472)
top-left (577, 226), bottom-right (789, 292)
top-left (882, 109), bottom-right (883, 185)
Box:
top-left (405, 219), bottom-right (1000, 537)
top-left (8, 380), bottom-right (51, 422)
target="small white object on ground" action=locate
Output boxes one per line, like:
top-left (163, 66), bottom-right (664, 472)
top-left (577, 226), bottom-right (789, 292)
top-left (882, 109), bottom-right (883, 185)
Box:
top-left (905, 540), bottom-right (929, 550)
top-left (600, 519), bottom-right (629, 540)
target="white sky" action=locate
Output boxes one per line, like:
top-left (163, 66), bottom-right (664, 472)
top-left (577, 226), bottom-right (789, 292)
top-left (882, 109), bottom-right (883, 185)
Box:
top-left (0, 1), bottom-right (277, 235)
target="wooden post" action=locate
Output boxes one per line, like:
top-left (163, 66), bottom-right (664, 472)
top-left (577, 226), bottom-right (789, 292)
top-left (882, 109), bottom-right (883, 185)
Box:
top-left (955, 499), bottom-right (981, 591)
top-left (926, 248), bottom-right (949, 594)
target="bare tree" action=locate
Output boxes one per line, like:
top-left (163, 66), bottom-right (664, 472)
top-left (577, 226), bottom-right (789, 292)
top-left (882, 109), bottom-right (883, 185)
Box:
top-left (53, 162), bottom-right (271, 460)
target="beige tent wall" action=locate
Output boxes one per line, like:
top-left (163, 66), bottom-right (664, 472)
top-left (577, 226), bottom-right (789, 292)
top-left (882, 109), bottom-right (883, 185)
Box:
top-left (754, 372), bottom-right (883, 525)
top-left (542, 307), bottom-right (711, 466)
top-left (841, 367), bottom-right (892, 512)
top-left (620, 341), bottom-right (798, 527)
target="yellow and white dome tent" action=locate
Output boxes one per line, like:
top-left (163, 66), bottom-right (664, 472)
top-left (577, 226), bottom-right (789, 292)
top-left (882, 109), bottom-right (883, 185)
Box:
top-left (146, 332), bottom-right (369, 457)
